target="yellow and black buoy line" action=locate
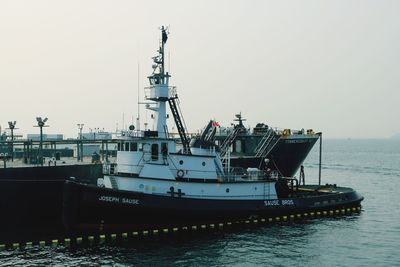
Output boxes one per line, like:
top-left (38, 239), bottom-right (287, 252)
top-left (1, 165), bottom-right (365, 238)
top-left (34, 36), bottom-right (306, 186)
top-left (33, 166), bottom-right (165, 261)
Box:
top-left (0, 206), bottom-right (362, 250)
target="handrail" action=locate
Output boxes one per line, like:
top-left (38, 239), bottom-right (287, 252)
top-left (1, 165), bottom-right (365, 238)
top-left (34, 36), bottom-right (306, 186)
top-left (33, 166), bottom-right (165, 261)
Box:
top-left (143, 86), bottom-right (177, 99)
top-left (216, 126), bottom-right (318, 137)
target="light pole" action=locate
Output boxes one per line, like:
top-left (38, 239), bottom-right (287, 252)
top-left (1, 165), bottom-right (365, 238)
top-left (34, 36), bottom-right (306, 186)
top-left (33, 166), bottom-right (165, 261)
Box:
top-left (35, 117), bottom-right (48, 166)
top-left (7, 121), bottom-right (17, 162)
top-left (77, 123), bottom-right (84, 162)
top-left (94, 127), bottom-right (99, 140)
top-left (318, 132), bottom-right (322, 186)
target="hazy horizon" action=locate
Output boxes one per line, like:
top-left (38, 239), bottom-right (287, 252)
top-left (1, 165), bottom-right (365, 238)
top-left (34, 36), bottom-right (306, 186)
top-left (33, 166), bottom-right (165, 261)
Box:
top-left (1, 0), bottom-right (399, 139)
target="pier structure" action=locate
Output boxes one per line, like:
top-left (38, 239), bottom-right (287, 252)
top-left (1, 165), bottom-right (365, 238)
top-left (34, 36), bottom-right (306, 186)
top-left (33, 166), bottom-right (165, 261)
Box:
top-left (0, 137), bottom-right (118, 168)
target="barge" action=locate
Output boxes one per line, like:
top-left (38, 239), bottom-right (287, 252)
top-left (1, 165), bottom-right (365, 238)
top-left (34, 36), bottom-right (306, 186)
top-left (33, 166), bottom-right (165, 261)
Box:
top-left (0, 160), bottom-right (102, 243)
top-left (215, 113), bottom-right (319, 177)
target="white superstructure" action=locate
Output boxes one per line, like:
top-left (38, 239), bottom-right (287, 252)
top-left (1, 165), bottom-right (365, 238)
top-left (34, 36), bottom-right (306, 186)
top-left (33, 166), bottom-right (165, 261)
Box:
top-left (101, 26), bottom-right (279, 201)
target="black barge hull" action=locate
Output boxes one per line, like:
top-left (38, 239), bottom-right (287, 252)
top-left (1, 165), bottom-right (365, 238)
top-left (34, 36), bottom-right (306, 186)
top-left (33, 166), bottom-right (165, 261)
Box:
top-left (230, 136), bottom-right (318, 177)
top-left (0, 164), bottom-right (102, 243)
top-left (63, 181), bottom-right (363, 234)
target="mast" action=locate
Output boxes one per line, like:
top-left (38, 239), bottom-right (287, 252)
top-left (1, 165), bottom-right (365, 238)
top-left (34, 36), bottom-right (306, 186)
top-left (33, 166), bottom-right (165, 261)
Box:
top-left (145, 26), bottom-right (191, 153)
top-left (136, 62), bottom-right (140, 131)
top-left (234, 112), bottom-right (246, 128)
top-left (161, 28), bottom-right (165, 76)
top-left (145, 26), bottom-right (171, 138)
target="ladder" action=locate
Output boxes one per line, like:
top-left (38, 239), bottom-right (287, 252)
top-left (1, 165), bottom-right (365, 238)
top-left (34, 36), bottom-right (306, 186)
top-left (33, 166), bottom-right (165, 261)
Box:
top-left (219, 127), bottom-right (240, 172)
top-left (109, 176), bottom-right (119, 190)
top-left (263, 181), bottom-right (266, 200)
top-left (263, 181), bottom-right (270, 200)
top-left (168, 97), bottom-right (191, 154)
top-left (219, 127), bottom-right (240, 158)
top-left (254, 128), bottom-right (280, 159)
top-left (214, 157), bottom-right (225, 177)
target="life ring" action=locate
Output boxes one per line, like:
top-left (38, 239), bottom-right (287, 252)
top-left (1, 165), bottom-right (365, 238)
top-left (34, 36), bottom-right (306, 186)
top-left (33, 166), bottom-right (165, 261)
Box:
top-left (177, 169), bottom-right (185, 178)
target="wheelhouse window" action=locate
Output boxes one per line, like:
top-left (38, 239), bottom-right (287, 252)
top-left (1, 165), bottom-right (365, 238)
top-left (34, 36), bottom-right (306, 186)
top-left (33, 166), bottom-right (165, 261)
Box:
top-left (117, 143), bottom-right (121, 151)
top-left (130, 142), bottom-right (138, 152)
top-left (125, 142), bottom-right (130, 152)
top-left (151, 143), bottom-right (159, 161)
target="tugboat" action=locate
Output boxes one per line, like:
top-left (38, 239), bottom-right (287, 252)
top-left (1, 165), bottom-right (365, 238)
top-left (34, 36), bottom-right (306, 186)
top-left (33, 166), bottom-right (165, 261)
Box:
top-left (62, 27), bottom-right (363, 233)
top-left (214, 113), bottom-right (319, 177)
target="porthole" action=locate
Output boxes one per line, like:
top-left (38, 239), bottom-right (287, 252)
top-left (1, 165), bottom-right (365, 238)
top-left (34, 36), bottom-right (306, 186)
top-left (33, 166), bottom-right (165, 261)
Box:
top-left (226, 188), bottom-right (230, 193)
top-left (254, 187), bottom-right (257, 191)
top-left (179, 160), bottom-right (184, 165)
top-left (202, 162), bottom-right (206, 166)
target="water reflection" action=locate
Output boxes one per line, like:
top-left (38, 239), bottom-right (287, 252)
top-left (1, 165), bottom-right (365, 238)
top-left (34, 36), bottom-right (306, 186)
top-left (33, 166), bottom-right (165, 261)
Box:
top-left (0, 216), bottom-right (364, 267)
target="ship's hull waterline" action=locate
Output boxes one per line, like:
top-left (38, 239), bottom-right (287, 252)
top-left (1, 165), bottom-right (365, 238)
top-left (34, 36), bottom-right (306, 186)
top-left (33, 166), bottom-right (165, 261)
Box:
top-left (62, 181), bottom-right (363, 233)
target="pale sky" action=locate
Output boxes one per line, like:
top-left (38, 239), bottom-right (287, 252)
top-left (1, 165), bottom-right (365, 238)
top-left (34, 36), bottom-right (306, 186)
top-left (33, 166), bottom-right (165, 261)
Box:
top-left (1, 0), bottom-right (399, 139)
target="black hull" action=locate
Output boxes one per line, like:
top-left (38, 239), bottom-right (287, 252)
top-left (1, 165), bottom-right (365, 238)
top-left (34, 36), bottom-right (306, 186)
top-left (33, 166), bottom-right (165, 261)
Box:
top-left (0, 164), bottom-right (102, 243)
top-left (230, 137), bottom-right (318, 177)
top-left (63, 181), bottom-right (363, 234)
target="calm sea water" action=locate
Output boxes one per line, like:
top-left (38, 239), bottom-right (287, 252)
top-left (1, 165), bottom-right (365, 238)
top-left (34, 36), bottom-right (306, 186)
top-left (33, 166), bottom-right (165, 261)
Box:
top-left (1, 139), bottom-right (399, 266)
